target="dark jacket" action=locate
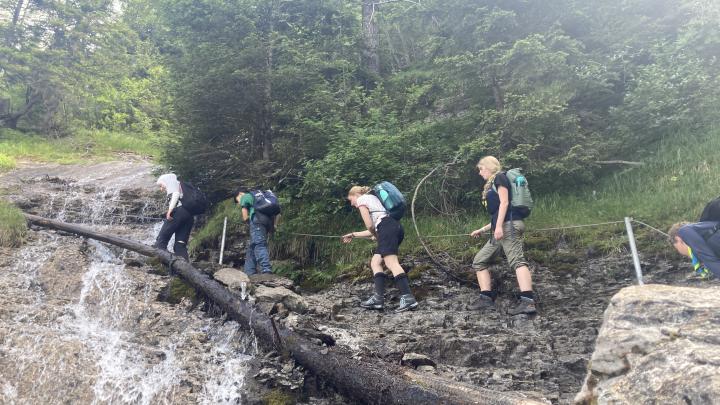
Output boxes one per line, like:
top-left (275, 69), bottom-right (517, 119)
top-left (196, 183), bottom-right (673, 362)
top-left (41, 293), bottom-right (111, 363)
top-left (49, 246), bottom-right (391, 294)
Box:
top-left (678, 222), bottom-right (720, 277)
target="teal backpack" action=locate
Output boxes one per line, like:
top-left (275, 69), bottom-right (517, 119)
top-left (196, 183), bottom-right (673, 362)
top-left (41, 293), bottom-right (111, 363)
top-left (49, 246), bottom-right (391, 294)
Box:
top-left (492, 168), bottom-right (533, 218)
top-left (372, 181), bottom-right (406, 220)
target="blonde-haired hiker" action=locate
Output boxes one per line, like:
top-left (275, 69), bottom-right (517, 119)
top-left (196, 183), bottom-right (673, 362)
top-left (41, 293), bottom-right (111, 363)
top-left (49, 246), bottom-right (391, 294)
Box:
top-left (342, 186), bottom-right (419, 312)
top-left (469, 156), bottom-right (536, 315)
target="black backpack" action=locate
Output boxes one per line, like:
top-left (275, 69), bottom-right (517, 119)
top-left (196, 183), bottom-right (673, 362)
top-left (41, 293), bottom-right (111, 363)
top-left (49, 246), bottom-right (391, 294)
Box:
top-left (252, 190), bottom-right (281, 216)
top-left (699, 196), bottom-right (720, 222)
top-left (180, 181), bottom-right (209, 215)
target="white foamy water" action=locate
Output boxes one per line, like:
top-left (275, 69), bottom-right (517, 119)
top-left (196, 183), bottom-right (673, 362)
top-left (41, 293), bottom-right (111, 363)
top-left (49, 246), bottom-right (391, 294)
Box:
top-left (0, 167), bottom-right (255, 404)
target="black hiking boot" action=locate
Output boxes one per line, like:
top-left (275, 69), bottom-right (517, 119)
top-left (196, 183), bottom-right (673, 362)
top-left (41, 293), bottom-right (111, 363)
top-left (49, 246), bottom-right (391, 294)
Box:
top-left (508, 297), bottom-right (537, 315)
top-left (394, 294), bottom-right (419, 313)
top-left (360, 294), bottom-right (384, 310)
top-left (475, 294), bottom-right (496, 310)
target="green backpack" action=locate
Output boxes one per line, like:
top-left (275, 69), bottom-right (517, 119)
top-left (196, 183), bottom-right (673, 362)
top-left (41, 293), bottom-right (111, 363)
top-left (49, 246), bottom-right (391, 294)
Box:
top-left (492, 168), bottom-right (533, 218)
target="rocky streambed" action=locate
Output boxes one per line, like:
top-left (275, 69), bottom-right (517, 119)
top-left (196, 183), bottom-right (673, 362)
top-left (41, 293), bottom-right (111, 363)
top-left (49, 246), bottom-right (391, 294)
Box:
top-left (2, 160), bottom-right (718, 404)
top-left (0, 161), bottom-right (270, 404)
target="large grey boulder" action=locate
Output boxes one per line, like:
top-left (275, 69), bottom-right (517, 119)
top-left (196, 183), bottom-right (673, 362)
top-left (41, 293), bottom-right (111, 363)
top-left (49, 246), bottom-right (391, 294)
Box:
top-left (575, 284), bottom-right (720, 404)
top-left (254, 285), bottom-right (308, 314)
top-left (214, 267), bottom-right (250, 290)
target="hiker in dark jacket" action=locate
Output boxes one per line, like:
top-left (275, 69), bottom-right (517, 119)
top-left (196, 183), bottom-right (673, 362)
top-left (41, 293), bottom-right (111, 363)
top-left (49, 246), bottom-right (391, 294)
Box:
top-left (469, 156), bottom-right (536, 315)
top-left (235, 188), bottom-right (279, 275)
top-left (342, 185), bottom-right (418, 313)
top-left (668, 221), bottom-right (720, 279)
top-left (154, 173), bottom-right (194, 260)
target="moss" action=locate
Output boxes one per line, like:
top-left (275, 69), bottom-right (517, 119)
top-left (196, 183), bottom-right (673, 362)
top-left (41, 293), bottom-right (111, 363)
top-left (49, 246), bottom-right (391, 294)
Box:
top-left (408, 263), bottom-right (431, 281)
top-left (524, 234), bottom-right (556, 251)
top-left (553, 252), bottom-right (579, 264)
top-left (552, 263), bottom-right (578, 273)
top-left (263, 389), bottom-right (294, 405)
top-left (0, 153), bottom-right (16, 172)
top-left (0, 200), bottom-right (26, 247)
top-left (526, 249), bottom-right (548, 264)
top-left (159, 277), bottom-right (197, 304)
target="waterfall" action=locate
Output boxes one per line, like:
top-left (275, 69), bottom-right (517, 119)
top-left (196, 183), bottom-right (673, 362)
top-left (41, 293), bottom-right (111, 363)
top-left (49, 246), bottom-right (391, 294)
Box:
top-left (0, 165), bottom-right (256, 404)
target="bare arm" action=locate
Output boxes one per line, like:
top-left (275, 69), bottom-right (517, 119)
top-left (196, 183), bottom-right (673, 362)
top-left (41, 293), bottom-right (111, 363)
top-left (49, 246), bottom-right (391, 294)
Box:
top-left (494, 186), bottom-right (510, 240)
top-left (342, 206), bottom-right (375, 243)
top-left (166, 191), bottom-right (180, 220)
top-left (241, 207), bottom-right (249, 222)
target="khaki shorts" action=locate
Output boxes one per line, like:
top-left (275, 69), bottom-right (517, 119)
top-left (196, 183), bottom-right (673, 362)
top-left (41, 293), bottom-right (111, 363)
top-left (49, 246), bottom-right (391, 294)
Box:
top-left (472, 220), bottom-right (528, 271)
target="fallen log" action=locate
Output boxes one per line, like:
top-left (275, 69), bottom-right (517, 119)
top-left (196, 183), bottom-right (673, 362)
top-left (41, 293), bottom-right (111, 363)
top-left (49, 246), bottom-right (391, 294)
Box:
top-left (24, 213), bottom-right (547, 405)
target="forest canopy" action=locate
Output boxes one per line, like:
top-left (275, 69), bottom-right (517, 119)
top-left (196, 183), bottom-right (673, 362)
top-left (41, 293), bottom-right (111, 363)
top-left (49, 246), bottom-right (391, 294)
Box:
top-left (2, 0), bottom-right (719, 204)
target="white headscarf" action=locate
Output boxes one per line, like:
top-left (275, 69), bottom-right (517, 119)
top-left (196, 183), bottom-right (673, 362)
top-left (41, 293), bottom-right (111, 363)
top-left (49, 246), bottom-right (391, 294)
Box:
top-left (157, 173), bottom-right (180, 195)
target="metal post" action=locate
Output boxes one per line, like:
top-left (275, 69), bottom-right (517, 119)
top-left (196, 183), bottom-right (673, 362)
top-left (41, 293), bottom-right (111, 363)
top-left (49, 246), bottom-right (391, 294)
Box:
top-left (624, 217), bottom-right (644, 285)
top-left (218, 216), bottom-right (228, 265)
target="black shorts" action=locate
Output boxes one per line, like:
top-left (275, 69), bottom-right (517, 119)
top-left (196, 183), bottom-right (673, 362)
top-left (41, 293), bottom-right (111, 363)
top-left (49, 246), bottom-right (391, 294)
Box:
top-left (374, 217), bottom-right (404, 257)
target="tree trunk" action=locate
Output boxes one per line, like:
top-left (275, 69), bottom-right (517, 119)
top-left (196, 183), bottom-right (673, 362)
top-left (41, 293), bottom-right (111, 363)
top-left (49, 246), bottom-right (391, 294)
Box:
top-left (362, 0), bottom-right (380, 76)
top-left (0, 88), bottom-right (40, 129)
top-left (23, 213), bottom-right (546, 405)
top-left (12, 0), bottom-right (25, 26)
top-left (261, 39), bottom-right (273, 161)
top-left (492, 76), bottom-right (504, 112)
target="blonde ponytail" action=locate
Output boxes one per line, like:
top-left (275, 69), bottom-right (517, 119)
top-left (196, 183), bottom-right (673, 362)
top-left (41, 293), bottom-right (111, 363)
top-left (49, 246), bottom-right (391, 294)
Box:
top-left (478, 156), bottom-right (502, 200)
top-left (348, 185), bottom-right (372, 196)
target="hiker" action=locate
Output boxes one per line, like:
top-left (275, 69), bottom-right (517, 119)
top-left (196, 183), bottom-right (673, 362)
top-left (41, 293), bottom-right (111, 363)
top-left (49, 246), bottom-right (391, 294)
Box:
top-left (236, 188), bottom-right (280, 275)
top-left (342, 185), bottom-right (418, 312)
top-left (154, 173), bottom-right (195, 261)
top-left (668, 221), bottom-right (720, 279)
top-left (469, 156), bottom-right (536, 315)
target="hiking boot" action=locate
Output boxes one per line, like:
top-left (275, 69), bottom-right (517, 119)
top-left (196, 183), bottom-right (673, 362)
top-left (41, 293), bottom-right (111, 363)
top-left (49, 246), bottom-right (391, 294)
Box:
top-left (508, 297), bottom-right (537, 316)
top-left (394, 294), bottom-right (419, 313)
top-left (360, 294), bottom-right (384, 310)
top-left (475, 294), bottom-right (496, 310)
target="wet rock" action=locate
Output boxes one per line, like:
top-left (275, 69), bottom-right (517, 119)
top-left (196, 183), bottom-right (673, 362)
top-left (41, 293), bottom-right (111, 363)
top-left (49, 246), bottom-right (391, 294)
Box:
top-left (402, 352), bottom-right (436, 369)
top-left (254, 285), bottom-right (308, 314)
top-left (214, 267), bottom-right (251, 290)
top-left (123, 256), bottom-right (145, 267)
top-left (36, 241), bottom-right (88, 299)
top-left (575, 284), bottom-right (720, 404)
top-left (250, 273), bottom-right (295, 291)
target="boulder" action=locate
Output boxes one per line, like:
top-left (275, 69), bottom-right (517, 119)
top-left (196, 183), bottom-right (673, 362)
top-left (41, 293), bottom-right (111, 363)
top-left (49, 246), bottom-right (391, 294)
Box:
top-left (254, 285), bottom-right (308, 314)
top-left (401, 353), bottom-right (436, 369)
top-left (575, 284), bottom-right (720, 404)
top-left (37, 241), bottom-right (88, 299)
top-left (250, 273), bottom-right (295, 291)
top-left (214, 267), bottom-right (250, 290)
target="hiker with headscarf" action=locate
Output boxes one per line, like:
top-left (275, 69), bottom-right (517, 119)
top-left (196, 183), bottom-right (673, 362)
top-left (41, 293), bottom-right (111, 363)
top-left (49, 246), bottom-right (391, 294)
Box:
top-left (154, 173), bottom-right (194, 260)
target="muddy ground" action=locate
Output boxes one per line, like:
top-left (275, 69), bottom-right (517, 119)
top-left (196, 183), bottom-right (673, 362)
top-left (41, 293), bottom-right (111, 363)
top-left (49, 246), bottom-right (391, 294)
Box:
top-left (286, 250), bottom-right (718, 404)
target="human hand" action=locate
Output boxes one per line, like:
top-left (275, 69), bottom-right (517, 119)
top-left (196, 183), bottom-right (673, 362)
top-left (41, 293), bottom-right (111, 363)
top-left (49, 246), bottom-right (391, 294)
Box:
top-left (470, 229), bottom-right (484, 238)
top-left (342, 233), bottom-right (354, 244)
top-left (494, 227), bottom-right (504, 240)
top-left (166, 211), bottom-right (173, 221)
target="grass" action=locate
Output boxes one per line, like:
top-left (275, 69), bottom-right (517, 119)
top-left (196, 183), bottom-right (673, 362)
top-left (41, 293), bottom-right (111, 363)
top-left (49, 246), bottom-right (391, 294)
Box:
top-left (0, 128), bottom-right (161, 171)
top-left (0, 199), bottom-right (27, 247)
top-left (189, 128), bottom-right (720, 287)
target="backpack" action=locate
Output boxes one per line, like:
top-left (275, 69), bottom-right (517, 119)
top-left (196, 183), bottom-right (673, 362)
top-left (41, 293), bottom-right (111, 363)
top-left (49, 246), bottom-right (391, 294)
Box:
top-left (252, 190), bottom-right (281, 216)
top-left (699, 196), bottom-right (720, 222)
top-left (492, 168), bottom-right (533, 219)
top-left (180, 181), bottom-right (209, 215)
top-left (372, 181), bottom-right (406, 220)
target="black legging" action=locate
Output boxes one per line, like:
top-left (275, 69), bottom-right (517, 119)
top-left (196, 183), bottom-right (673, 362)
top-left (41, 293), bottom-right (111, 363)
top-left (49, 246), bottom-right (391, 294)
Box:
top-left (154, 206), bottom-right (194, 260)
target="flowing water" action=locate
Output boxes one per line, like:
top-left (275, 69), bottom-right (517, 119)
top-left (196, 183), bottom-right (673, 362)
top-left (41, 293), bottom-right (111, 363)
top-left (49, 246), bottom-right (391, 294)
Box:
top-left (0, 162), bottom-right (256, 404)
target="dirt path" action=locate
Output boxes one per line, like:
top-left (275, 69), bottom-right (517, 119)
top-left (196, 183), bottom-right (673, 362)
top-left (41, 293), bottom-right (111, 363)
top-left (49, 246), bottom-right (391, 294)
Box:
top-left (296, 253), bottom-right (716, 403)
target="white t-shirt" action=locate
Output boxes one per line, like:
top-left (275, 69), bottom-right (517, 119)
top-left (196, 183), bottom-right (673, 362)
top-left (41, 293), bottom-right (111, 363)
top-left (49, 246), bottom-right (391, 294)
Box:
top-left (356, 194), bottom-right (388, 228)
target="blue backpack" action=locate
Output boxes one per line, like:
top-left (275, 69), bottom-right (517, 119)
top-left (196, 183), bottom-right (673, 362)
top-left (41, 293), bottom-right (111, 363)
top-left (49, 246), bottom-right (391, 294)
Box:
top-left (372, 181), bottom-right (406, 220)
top-left (252, 190), bottom-right (281, 216)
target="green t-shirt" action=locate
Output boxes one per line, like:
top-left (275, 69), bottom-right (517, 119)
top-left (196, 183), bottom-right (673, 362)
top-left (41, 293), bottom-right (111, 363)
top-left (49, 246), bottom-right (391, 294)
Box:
top-left (240, 192), bottom-right (255, 220)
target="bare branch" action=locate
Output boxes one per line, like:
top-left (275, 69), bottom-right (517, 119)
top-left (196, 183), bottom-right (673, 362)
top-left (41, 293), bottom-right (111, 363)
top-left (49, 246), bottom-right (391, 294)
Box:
top-left (595, 160), bottom-right (645, 166)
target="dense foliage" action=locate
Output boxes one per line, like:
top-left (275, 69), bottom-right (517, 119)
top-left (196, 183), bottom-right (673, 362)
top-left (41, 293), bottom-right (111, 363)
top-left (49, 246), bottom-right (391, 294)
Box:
top-left (3, 0), bottom-right (719, 207)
